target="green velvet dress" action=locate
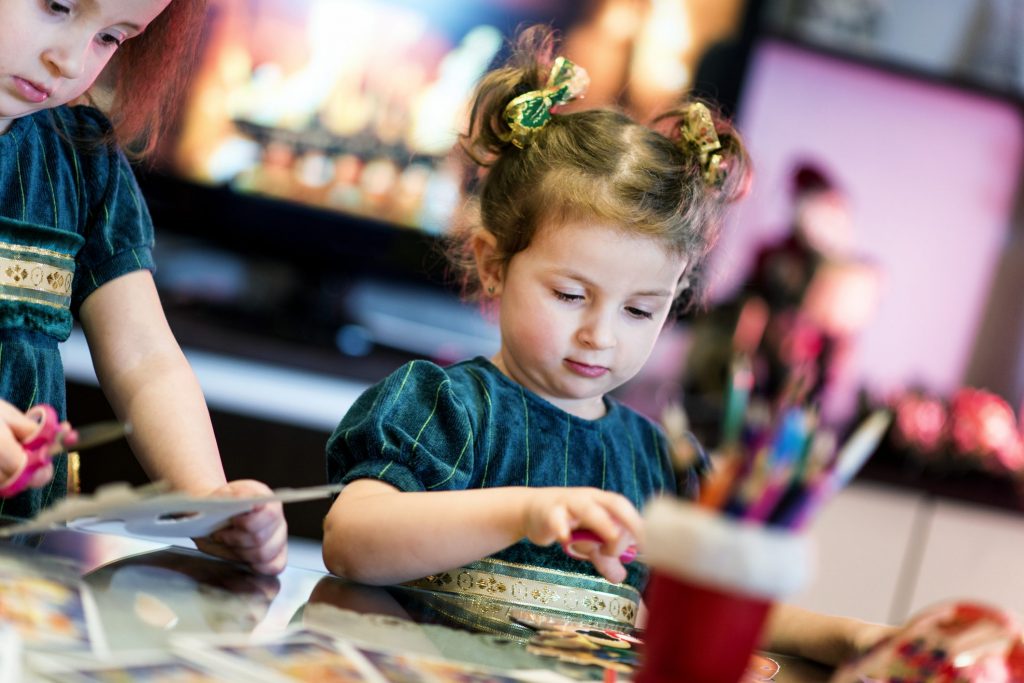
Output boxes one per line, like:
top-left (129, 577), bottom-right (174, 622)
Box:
top-left (0, 106), bottom-right (156, 519)
top-left (327, 357), bottom-right (703, 632)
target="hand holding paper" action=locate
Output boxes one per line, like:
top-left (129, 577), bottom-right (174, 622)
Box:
top-left (0, 482), bottom-right (342, 577)
top-left (192, 479), bottom-right (289, 576)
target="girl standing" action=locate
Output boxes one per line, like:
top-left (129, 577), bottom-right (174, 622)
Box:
top-left (0, 0), bottom-right (287, 575)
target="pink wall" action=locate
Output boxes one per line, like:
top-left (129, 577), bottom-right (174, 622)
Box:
top-left (707, 40), bottom-right (1024, 420)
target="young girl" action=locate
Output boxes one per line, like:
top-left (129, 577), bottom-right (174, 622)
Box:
top-left (0, 0), bottom-right (287, 575)
top-left (323, 25), bottom-right (889, 666)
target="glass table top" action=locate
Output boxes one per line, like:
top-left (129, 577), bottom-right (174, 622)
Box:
top-left (0, 526), bottom-right (833, 682)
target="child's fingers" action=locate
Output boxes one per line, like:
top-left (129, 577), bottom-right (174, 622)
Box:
top-left (602, 529), bottom-right (635, 562)
top-left (214, 504), bottom-right (285, 549)
top-left (221, 504), bottom-right (287, 574)
top-left (0, 434), bottom-right (27, 484)
top-left (549, 504), bottom-right (572, 543)
top-left (568, 499), bottom-right (629, 549)
top-left (213, 478), bottom-right (273, 499)
top-left (195, 521), bottom-right (288, 576)
top-left (595, 496), bottom-right (644, 559)
top-left (568, 493), bottom-right (641, 547)
top-left (26, 463), bottom-right (54, 489)
top-left (599, 493), bottom-right (644, 539)
top-left (236, 521), bottom-right (288, 575)
top-left (0, 403), bottom-right (37, 441)
top-left (58, 422), bottom-right (78, 449)
top-left (192, 480), bottom-right (288, 575)
top-left (525, 503), bottom-right (570, 546)
top-left (588, 550), bottom-right (628, 584)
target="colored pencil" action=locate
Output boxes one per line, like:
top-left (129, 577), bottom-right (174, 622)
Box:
top-left (783, 410), bottom-right (892, 530)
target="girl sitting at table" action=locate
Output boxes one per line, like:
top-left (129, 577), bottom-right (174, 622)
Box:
top-left (322, 25), bottom-right (890, 666)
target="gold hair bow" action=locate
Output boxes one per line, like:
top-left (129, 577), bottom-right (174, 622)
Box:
top-left (501, 56), bottom-right (590, 149)
top-left (681, 102), bottom-right (726, 187)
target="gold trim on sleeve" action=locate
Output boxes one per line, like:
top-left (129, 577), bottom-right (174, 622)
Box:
top-left (0, 251), bottom-right (74, 309)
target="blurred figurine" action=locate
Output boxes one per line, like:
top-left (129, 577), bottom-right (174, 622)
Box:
top-left (749, 162), bottom-right (880, 407)
top-left (750, 163), bottom-right (853, 312)
top-left (682, 161), bottom-right (880, 442)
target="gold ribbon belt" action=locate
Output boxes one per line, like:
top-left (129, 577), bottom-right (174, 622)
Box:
top-left (405, 558), bottom-right (639, 628)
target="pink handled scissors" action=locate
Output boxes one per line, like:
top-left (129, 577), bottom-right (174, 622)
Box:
top-left (561, 529), bottom-right (639, 564)
top-left (0, 404), bottom-right (130, 498)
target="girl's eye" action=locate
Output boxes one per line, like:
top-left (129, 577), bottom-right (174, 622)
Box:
top-left (47, 1), bottom-right (71, 14)
top-left (98, 33), bottom-right (124, 48)
top-left (554, 291), bottom-right (584, 303)
top-left (626, 307), bottom-right (654, 320)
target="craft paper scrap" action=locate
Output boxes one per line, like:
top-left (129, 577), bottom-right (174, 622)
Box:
top-left (0, 483), bottom-right (343, 538)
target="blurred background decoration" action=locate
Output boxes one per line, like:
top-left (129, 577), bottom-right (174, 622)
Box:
top-left (856, 385), bottom-right (1024, 478)
top-left (831, 600), bottom-right (1024, 682)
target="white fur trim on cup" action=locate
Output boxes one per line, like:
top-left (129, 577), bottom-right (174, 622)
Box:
top-left (643, 497), bottom-right (813, 600)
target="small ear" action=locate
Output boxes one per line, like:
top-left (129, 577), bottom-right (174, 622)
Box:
top-left (470, 229), bottom-right (503, 295)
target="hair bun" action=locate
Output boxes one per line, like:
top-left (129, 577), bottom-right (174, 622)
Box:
top-left (679, 102), bottom-right (727, 188)
top-left (656, 99), bottom-right (749, 205)
top-left (499, 57), bottom-right (590, 149)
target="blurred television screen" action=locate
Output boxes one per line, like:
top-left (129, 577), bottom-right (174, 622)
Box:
top-left (166, 0), bottom-right (507, 233)
top-left (158, 0), bottom-right (746, 235)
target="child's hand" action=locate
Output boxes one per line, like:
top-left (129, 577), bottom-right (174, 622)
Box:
top-left (522, 487), bottom-right (642, 584)
top-left (849, 620), bottom-right (898, 659)
top-left (0, 401), bottom-right (56, 494)
top-left (192, 479), bottom-right (288, 575)
top-left (819, 617), bottom-right (897, 667)
top-left (766, 604), bottom-right (898, 667)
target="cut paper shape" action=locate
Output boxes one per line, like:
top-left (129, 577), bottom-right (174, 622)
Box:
top-left (0, 482), bottom-right (343, 539)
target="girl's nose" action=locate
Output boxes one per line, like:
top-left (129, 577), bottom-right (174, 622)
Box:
top-left (43, 39), bottom-right (88, 80)
top-left (577, 311), bottom-right (617, 349)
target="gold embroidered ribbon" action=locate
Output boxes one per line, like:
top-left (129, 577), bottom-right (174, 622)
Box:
top-left (0, 243), bottom-right (74, 310)
top-left (501, 56), bottom-right (590, 149)
top-left (680, 102), bottom-right (726, 187)
top-left (405, 557), bottom-right (639, 628)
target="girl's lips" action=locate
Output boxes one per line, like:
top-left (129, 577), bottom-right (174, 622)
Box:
top-left (13, 77), bottom-right (51, 104)
top-left (564, 359), bottom-right (609, 378)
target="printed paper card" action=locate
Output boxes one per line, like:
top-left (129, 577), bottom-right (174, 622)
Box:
top-left (172, 629), bottom-right (382, 682)
top-left (354, 644), bottom-right (563, 683)
top-left (27, 650), bottom-right (243, 682)
top-left (173, 628), bottom-right (575, 683)
top-left (0, 549), bottom-right (105, 656)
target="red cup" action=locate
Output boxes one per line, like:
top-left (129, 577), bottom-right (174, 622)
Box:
top-left (637, 571), bottom-right (773, 683)
top-left (636, 499), bottom-right (812, 683)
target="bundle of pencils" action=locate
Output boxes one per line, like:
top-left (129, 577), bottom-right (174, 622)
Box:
top-left (664, 293), bottom-right (890, 531)
top-left (671, 351), bottom-right (891, 530)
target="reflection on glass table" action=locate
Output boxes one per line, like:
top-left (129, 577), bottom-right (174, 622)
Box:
top-left (0, 526), bottom-right (833, 682)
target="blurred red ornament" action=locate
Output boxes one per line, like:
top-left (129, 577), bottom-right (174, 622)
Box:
top-left (892, 390), bottom-right (948, 454)
top-left (832, 600), bottom-right (1024, 682)
top-left (949, 388), bottom-right (1024, 472)
top-left (872, 386), bottom-right (1024, 475)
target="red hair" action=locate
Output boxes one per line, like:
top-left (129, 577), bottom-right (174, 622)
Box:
top-left (101, 0), bottom-right (208, 158)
